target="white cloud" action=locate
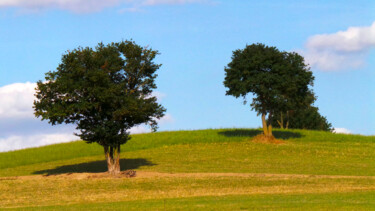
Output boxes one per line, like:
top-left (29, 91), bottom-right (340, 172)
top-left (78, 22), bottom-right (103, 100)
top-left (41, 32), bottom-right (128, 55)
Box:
top-left (306, 22), bottom-right (375, 52)
top-left (302, 21), bottom-right (375, 71)
top-left (0, 0), bottom-right (211, 13)
top-left (0, 132), bottom-right (76, 152)
top-left (129, 113), bottom-right (174, 134)
top-left (0, 82), bottom-right (36, 119)
top-left (152, 91), bottom-right (166, 101)
top-left (158, 113), bottom-right (174, 124)
top-left (333, 128), bottom-right (351, 134)
top-left (0, 82), bottom-right (78, 151)
top-left (129, 125), bottom-right (150, 134)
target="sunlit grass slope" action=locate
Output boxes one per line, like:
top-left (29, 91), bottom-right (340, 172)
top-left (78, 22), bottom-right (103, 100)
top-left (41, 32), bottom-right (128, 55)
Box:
top-left (22, 192), bottom-right (375, 211)
top-left (0, 128), bottom-right (374, 209)
top-left (1, 128), bottom-right (374, 176)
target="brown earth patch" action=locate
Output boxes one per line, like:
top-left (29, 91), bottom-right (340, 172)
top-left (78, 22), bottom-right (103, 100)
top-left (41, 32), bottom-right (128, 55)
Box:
top-left (0, 170), bottom-right (137, 181)
top-left (252, 134), bottom-right (285, 144)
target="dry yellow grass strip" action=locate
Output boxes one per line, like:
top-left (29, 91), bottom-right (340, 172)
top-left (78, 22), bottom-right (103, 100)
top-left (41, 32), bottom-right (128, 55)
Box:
top-left (0, 171), bottom-right (374, 208)
top-left (136, 171), bottom-right (375, 179)
top-left (2, 171), bottom-right (375, 180)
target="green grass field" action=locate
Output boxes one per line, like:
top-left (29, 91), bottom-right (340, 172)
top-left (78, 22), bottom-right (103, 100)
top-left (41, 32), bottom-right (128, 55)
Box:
top-left (0, 128), bottom-right (374, 210)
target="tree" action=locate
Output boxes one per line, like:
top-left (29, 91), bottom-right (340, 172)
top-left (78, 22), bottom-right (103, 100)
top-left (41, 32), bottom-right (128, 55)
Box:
top-left (224, 43), bottom-right (314, 139)
top-left (34, 41), bottom-right (165, 175)
top-left (272, 92), bottom-right (332, 131)
top-left (273, 106), bottom-right (332, 131)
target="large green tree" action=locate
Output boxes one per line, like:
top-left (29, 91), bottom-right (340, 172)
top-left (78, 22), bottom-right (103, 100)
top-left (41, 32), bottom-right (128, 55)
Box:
top-left (224, 43), bottom-right (314, 138)
top-left (34, 41), bottom-right (165, 175)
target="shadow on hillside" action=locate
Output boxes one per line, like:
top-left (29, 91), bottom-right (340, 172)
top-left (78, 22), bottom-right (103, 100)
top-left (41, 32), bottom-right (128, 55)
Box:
top-left (218, 129), bottom-right (302, 140)
top-left (33, 158), bottom-right (155, 175)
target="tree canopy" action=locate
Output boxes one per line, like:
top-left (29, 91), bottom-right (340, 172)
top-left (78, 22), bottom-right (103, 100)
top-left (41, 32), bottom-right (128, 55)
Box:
top-left (224, 43), bottom-right (314, 138)
top-left (34, 40), bottom-right (165, 174)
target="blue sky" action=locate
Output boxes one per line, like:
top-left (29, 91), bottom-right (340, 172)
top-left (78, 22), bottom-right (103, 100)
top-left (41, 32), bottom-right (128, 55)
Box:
top-left (0, 0), bottom-right (374, 151)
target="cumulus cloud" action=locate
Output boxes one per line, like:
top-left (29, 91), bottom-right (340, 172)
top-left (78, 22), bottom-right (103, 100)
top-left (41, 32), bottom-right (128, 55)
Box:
top-left (302, 21), bottom-right (375, 71)
top-left (333, 128), bottom-right (351, 134)
top-left (0, 0), bottom-right (211, 13)
top-left (152, 91), bottom-right (167, 101)
top-left (0, 133), bottom-right (76, 152)
top-left (158, 113), bottom-right (174, 124)
top-left (0, 82), bottom-right (172, 152)
top-left (0, 82), bottom-right (77, 152)
top-left (0, 82), bottom-right (36, 119)
top-left (129, 113), bottom-right (174, 134)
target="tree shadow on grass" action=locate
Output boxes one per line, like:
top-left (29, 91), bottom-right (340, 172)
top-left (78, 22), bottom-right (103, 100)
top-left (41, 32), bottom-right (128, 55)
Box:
top-left (33, 158), bottom-right (155, 175)
top-left (218, 129), bottom-right (303, 140)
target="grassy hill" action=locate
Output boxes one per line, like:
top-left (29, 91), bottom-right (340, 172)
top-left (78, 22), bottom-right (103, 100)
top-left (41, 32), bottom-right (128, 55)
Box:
top-left (0, 128), bottom-right (374, 210)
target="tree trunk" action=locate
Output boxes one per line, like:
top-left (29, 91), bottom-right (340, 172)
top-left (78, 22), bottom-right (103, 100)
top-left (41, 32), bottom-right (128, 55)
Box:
top-left (268, 124), bottom-right (273, 137)
top-left (277, 112), bottom-right (284, 129)
top-left (104, 145), bottom-right (121, 175)
top-left (267, 112), bottom-right (273, 137)
top-left (261, 113), bottom-right (268, 136)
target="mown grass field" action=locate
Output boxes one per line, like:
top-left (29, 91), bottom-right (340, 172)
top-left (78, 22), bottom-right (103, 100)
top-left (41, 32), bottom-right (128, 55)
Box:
top-left (0, 128), bottom-right (374, 210)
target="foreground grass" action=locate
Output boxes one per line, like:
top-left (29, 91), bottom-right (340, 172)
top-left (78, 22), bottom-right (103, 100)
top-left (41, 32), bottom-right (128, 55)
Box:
top-left (0, 128), bottom-right (374, 209)
top-left (19, 192), bottom-right (375, 210)
top-left (1, 172), bottom-right (375, 209)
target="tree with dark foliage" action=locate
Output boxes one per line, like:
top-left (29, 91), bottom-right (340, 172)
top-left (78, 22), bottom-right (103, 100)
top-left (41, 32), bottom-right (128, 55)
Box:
top-left (224, 43), bottom-right (314, 139)
top-left (34, 41), bottom-right (165, 175)
top-left (272, 92), bottom-right (332, 131)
